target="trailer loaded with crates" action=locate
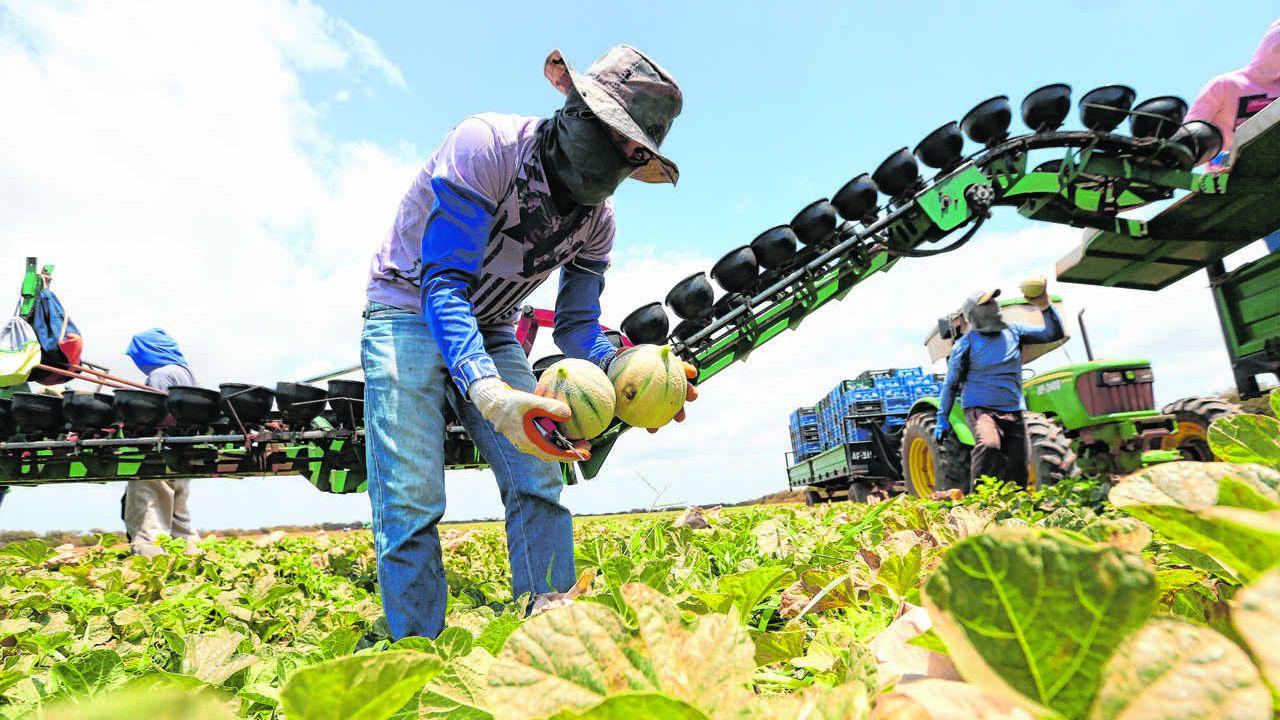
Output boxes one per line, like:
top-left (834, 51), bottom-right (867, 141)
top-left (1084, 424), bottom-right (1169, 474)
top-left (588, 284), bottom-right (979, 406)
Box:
top-left (785, 367), bottom-right (944, 503)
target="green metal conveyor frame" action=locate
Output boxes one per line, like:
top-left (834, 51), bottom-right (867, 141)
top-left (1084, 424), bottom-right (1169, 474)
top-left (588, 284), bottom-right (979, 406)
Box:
top-left (1057, 101), bottom-right (1280, 290)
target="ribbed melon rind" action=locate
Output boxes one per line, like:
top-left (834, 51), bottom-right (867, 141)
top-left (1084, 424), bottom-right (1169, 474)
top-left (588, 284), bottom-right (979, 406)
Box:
top-left (534, 358), bottom-right (616, 440)
top-left (606, 345), bottom-right (686, 429)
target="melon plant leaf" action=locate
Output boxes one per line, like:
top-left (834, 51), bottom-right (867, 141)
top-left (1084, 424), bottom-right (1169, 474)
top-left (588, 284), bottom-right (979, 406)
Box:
top-left (181, 629), bottom-right (257, 686)
top-left (1232, 567), bottom-right (1280, 690)
top-left (619, 583), bottom-right (756, 715)
top-left (875, 678), bottom-right (1037, 720)
top-left (317, 627), bottom-right (363, 659)
top-left (40, 686), bottom-right (235, 720)
top-left (1208, 414), bottom-right (1280, 470)
top-left (0, 538), bottom-right (56, 566)
top-left (1110, 462), bottom-right (1280, 510)
top-left (433, 626), bottom-right (474, 660)
top-left (50, 650), bottom-right (125, 698)
top-left (1111, 463), bottom-right (1280, 581)
top-left (923, 528), bottom-right (1157, 719)
top-left (1118, 504), bottom-right (1280, 582)
top-left (419, 647), bottom-right (494, 720)
top-left (753, 629), bottom-right (806, 666)
top-left (1218, 476), bottom-right (1280, 512)
top-left (476, 612), bottom-right (522, 655)
top-left (1088, 617), bottom-right (1270, 719)
top-left (486, 601), bottom-right (654, 720)
top-left (122, 671), bottom-right (209, 693)
top-left (754, 679), bottom-right (870, 719)
top-left (546, 693), bottom-right (710, 720)
top-left (0, 618), bottom-right (41, 639)
top-left (391, 636), bottom-right (436, 653)
top-left (280, 650), bottom-right (443, 720)
top-left (702, 566), bottom-right (795, 625)
top-left (1270, 388), bottom-right (1280, 418)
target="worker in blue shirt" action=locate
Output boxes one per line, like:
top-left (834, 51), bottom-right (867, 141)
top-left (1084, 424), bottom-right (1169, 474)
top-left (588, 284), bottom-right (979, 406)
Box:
top-left (935, 280), bottom-right (1064, 492)
top-left (361, 46), bottom-right (693, 639)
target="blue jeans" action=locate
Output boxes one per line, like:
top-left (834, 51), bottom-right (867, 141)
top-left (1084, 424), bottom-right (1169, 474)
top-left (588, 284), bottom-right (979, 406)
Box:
top-left (360, 303), bottom-right (575, 639)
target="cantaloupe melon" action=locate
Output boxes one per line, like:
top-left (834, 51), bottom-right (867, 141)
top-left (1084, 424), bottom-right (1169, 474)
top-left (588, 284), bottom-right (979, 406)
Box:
top-left (534, 358), bottom-right (616, 440)
top-left (607, 344), bottom-right (687, 428)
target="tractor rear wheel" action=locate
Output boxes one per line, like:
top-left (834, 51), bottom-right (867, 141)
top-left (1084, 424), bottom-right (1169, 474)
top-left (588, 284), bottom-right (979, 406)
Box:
top-left (1160, 396), bottom-right (1241, 462)
top-left (1025, 412), bottom-right (1079, 489)
top-left (901, 411), bottom-right (969, 497)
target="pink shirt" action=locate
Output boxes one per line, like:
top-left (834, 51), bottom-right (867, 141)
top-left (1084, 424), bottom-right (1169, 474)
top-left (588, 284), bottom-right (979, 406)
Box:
top-left (1186, 20), bottom-right (1280, 155)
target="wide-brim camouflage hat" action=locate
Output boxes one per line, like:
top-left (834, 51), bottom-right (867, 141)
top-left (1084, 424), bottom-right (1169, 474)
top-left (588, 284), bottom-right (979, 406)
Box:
top-left (544, 45), bottom-right (682, 185)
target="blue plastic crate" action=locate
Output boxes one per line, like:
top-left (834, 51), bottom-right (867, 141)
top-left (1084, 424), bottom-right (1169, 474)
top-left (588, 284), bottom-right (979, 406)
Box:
top-left (897, 367), bottom-right (924, 378)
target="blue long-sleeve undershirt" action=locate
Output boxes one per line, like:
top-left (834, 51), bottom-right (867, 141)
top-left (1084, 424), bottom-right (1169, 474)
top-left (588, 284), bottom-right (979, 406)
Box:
top-left (554, 258), bottom-right (618, 370)
top-left (420, 176), bottom-right (615, 396)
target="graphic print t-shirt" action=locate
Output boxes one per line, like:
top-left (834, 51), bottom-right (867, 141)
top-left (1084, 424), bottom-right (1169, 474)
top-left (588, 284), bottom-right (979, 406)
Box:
top-left (366, 113), bottom-right (615, 324)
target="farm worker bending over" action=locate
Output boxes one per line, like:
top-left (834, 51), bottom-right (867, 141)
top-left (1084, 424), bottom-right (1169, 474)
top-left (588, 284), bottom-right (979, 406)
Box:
top-left (1186, 19), bottom-right (1280, 251)
top-left (935, 281), bottom-right (1063, 493)
top-left (123, 328), bottom-right (201, 556)
top-left (362, 45), bottom-right (695, 639)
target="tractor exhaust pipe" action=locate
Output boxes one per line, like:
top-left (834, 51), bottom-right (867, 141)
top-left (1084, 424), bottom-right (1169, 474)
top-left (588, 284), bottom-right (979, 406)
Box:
top-left (1077, 308), bottom-right (1095, 361)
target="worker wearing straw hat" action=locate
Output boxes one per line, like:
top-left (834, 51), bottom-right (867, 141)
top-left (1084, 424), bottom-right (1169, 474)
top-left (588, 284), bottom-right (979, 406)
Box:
top-left (362, 45), bottom-right (693, 639)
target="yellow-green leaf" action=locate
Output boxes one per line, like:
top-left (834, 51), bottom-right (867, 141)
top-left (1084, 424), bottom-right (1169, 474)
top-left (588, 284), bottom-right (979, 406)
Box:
top-left (923, 528), bottom-right (1156, 719)
top-left (546, 693), bottom-right (710, 720)
top-left (1089, 617), bottom-right (1270, 719)
top-left (280, 650), bottom-right (443, 720)
top-left (486, 602), bottom-right (653, 720)
top-left (1209, 415), bottom-right (1280, 470)
top-left (1232, 567), bottom-right (1280, 691)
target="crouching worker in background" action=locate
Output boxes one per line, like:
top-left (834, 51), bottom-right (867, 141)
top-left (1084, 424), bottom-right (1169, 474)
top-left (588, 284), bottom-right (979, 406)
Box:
top-left (361, 46), bottom-right (694, 639)
top-left (123, 328), bottom-right (201, 556)
top-left (935, 280), bottom-right (1063, 494)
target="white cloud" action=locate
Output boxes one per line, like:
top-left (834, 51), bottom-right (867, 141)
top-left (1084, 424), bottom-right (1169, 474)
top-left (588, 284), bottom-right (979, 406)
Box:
top-left (0, 1), bottom-right (1262, 532)
top-left (0, 0), bottom-right (414, 530)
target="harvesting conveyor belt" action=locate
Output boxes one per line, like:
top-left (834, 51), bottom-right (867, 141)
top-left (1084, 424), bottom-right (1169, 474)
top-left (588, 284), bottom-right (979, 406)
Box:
top-left (578, 85), bottom-right (1280, 477)
top-left (5, 84), bottom-right (1278, 488)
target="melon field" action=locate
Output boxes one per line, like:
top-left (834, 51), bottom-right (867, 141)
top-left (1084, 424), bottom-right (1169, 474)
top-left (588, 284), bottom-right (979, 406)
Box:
top-left (1, 394), bottom-right (1279, 720)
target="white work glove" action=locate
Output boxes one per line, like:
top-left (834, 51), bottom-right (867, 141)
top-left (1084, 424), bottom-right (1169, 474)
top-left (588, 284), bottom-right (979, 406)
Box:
top-left (468, 377), bottom-right (591, 462)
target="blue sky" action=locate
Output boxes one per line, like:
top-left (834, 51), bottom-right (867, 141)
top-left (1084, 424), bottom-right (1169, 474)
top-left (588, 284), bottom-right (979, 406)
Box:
top-left (313, 0), bottom-right (1278, 248)
top-left (1, 0), bottom-right (1276, 532)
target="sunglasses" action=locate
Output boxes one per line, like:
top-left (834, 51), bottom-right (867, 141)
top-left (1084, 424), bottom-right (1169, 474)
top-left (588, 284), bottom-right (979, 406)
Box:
top-left (566, 108), bottom-right (656, 167)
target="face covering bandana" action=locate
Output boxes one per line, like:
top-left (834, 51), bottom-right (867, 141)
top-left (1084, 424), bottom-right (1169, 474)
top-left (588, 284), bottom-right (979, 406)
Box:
top-left (541, 91), bottom-right (636, 206)
top-left (966, 301), bottom-right (1007, 334)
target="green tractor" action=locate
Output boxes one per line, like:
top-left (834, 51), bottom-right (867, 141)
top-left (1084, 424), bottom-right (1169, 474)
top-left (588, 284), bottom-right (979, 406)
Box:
top-left (899, 294), bottom-right (1239, 496)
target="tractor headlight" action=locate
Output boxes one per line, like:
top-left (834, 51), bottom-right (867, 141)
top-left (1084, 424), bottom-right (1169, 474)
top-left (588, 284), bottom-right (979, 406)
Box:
top-left (1100, 370), bottom-right (1126, 386)
top-left (1133, 367), bottom-right (1154, 383)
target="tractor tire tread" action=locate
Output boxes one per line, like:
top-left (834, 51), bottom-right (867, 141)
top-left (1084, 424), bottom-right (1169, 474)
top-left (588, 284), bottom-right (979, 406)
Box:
top-left (1161, 395), bottom-right (1242, 422)
top-left (1024, 412), bottom-right (1079, 487)
top-left (901, 411), bottom-right (970, 496)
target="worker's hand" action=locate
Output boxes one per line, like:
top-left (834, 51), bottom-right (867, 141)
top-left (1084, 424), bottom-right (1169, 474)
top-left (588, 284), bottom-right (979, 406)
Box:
top-left (644, 359), bottom-right (698, 433)
top-left (1020, 276), bottom-right (1051, 310)
top-left (934, 413), bottom-right (951, 441)
top-left (468, 378), bottom-right (591, 463)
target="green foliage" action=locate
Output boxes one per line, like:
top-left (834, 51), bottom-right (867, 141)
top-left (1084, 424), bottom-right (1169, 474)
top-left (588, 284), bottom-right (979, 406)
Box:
top-left (3, 473), bottom-right (1278, 720)
top-left (1110, 462), bottom-right (1280, 582)
top-left (924, 529), bottom-right (1157, 718)
top-left (1209, 413), bottom-right (1280, 470)
top-left (280, 651), bottom-right (443, 720)
top-left (1090, 617), bottom-right (1270, 719)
